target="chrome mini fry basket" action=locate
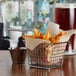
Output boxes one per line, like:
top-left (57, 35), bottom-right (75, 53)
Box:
top-left (26, 42), bottom-right (67, 69)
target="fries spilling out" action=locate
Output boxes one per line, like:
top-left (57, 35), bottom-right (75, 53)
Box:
top-left (22, 28), bottom-right (67, 43)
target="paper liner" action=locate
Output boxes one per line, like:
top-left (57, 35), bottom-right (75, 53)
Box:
top-left (25, 38), bottom-right (50, 51)
top-left (60, 30), bottom-right (76, 42)
top-left (46, 21), bottom-right (62, 37)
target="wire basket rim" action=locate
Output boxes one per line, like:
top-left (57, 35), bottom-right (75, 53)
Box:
top-left (43, 41), bottom-right (68, 45)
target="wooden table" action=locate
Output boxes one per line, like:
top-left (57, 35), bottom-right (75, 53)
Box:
top-left (0, 51), bottom-right (76, 76)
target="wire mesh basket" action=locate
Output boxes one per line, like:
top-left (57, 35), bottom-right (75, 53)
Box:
top-left (26, 42), bottom-right (68, 69)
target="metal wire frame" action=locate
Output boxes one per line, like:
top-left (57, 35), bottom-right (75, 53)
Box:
top-left (27, 41), bottom-right (68, 69)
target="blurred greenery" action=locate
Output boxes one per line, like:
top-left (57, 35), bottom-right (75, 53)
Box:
top-left (35, 22), bottom-right (42, 30)
top-left (49, 0), bottom-right (56, 4)
top-left (11, 16), bottom-right (20, 26)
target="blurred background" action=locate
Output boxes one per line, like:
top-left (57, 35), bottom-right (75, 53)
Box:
top-left (0, 0), bottom-right (56, 49)
top-left (0, 0), bottom-right (76, 55)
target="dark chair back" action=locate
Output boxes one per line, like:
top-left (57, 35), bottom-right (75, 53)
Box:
top-left (0, 23), bottom-right (10, 50)
top-left (0, 23), bottom-right (3, 39)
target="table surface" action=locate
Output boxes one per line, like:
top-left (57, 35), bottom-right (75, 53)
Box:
top-left (0, 51), bottom-right (76, 76)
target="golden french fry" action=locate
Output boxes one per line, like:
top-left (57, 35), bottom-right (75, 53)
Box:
top-left (49, 31), bottom-right (67, 43)
top-left (23, 28), bottom-right (67, 43)
top-left (22, 35), bottom-right (35, 39)
top-left (38, 32), bottom-right (44, 39)
top-left (44, 31), bottom-right (51, 40)
top-left (55, 37), bottom-right (61, 43)
top-left (49, 37), bottom-right (55, 43)
top-left (33, 28), bottom-right (44, 39)
top-left (33, 28), bottom-right (39, 37)
top-left (55, 31), bottom-right (66, 43)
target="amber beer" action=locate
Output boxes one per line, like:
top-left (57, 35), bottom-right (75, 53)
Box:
top-left (55, 3), bottom-right (76, 51)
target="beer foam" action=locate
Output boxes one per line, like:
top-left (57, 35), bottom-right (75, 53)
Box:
top-left (55, 3), bottom-right (76, 8)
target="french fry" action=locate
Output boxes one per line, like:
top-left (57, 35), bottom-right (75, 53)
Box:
top-left (22, 28), bottom-right (67, 43)
top-left (22, 35), bottom-right (35, 39)
top-left (33, 28), bottom-right (39, 37)
top-left (49, 37), bottom-right (56, 43)
top-left (55, 31), bottom-right (67, 43)
top-left (33, 28), bottom-right (45, 39)
top-left (44, 31), bottom-right (51, 40)
top-left (38, 32), bottom-right (44, 39)
top-left (49, 31), bottom-right (67, 43)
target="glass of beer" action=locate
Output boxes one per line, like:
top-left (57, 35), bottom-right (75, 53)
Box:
top-left (55, 3), bottom-right (76, 55)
